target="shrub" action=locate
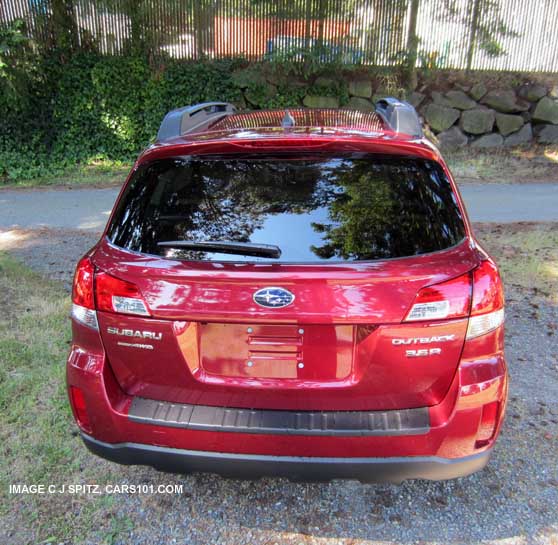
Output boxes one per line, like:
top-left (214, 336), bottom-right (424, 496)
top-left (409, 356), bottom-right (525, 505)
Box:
top-left (0, 53), bottom-right (245, 182)
top-left (0, 48), bottom-right (366, 183)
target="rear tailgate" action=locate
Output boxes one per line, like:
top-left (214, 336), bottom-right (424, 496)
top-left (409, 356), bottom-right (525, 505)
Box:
top-left (94, 239), bottom-right (477, 411)
top-left (96, 151), bottom-right (474, 411)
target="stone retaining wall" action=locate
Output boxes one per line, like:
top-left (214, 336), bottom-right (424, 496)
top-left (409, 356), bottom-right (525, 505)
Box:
top-left (416, 83), bottom-right (558, 149)
top-left (234, 66), bottom-right (558, 148)
top-left (327, 80), bottom-right (558, 149)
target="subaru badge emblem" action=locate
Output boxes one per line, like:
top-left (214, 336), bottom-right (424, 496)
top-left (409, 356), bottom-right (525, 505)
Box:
top-left (253, 287), bottom-right (295, 309)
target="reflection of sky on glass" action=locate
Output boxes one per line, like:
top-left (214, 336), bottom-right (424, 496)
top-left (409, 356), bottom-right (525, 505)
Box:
top-left (198, 207), bottom-right (334, 263)
top-left (251, 208), bottom-right (333, 261)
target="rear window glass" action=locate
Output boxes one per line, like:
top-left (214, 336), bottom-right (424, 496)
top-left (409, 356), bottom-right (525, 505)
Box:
top-left (107, 155), bottom-right (466, 262)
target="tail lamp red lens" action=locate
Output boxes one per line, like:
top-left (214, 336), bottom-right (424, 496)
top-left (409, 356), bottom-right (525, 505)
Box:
top-left (69, 386), bottom-right (92, 433)
top-left (72, 256), bottom-right (95, 309)
top-left (404, 259), bottom-right (505, 340)
top-left (404, 273), bottom-right (472, 322)
top-left (95, 272), bottom-right (150, 316)
top-left (71, 258), bottom-right (150, 324)
top-left (71, 257), bottom-right (99, 330)
top-left (467, 260), bottom-right (505, 339)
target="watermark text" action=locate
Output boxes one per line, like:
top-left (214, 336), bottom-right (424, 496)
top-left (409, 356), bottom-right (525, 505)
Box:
top-left (9, 483), bottom-right (184, 495)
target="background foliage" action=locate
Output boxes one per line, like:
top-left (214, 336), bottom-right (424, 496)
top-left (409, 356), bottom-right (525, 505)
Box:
top-left (0, 0), bottom-right (537, 183)
top-left (0, 19), bottom-right (376, 183)
top-left (0, 36), bottom-right (253, 182)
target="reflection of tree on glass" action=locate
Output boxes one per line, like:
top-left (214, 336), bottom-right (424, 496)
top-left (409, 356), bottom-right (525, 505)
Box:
top-left (310, 158), bottom-right (465, 260)
top-left (108, 155), bottom-right (465, 263)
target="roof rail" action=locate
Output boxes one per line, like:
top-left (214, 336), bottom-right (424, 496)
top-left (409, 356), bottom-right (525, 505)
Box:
top-left (157, 102), bottom-right (237, 141)
top-left (374, 97), bottom-right (423, 139)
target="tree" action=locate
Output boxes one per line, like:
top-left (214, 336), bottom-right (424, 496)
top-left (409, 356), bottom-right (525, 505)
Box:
top-left (439, 0), bottom-right (519, 69)
top-left (405, 0), bottom-right (420, 88)
top-left (0, 19), bottom-right (36, 106)
top-left (464, 0), bottom-right (519, 68)
top-left (50, 0), bottom-right (79, 52)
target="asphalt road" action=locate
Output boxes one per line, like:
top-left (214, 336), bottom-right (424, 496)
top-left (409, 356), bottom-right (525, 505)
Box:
top-left (0, 187), bottom-right (118, 231)
top-left (0, 183), bottom-right (557, 231)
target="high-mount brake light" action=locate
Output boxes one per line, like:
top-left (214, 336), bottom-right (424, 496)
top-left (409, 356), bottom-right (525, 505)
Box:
top-left (95, 272), bottom-right (150, 317)
top-left (466, 260), bottom-right (505, 339)
top-left (404, 273), bottom-right (472, 322)
top-left (71, 256), bottom-right (98, 330)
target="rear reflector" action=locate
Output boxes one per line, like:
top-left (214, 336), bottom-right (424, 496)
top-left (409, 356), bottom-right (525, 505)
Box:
top-left (95, 272), bottom-right (150, 316)
top-left (404, 273), bottom-right (471, 322)
top-left (69, 386), bottom-right (92, 433)
top-left (475, 401), bottom-right (499, 447)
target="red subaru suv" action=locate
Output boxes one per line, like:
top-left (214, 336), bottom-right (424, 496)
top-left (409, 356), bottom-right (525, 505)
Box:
top-left (67, 99), bottom-right (507, 483)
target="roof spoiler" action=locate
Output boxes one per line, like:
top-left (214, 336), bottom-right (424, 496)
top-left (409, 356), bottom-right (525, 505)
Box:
top-left (157, 98), bottom-right (422, 140)
top-left (374, 97), bottom-right (423, 139)
top-left (157, 102), bottom-right (237, 141)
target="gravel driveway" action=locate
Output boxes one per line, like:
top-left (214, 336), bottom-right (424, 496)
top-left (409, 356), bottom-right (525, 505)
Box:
top-left (1, 225), bottom-right (557, 545)
top-left (85, 293), bottom-right (558, 545)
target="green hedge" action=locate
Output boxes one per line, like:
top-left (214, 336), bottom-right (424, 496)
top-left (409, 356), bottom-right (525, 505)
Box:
top-left (0, 51), bottom-right (379, 183)
top-left (0, 54), bottom-right (248, 182)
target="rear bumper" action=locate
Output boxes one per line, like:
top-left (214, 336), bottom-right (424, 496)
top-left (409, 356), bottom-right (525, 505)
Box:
top-left (67, 322), bottom-right (508, 482)
top-left (81, 433), bottom-right (492, 483)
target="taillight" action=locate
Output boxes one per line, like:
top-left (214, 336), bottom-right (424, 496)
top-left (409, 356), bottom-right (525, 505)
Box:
top-left (71, 257), bottom-right (98, 330)
top-left (404, 273), bottom-right (471, 322)
top-left (466, 260), bottom-right (505, 339)
top-left (72, 256), bottom-right (94, 308)
top-left (95, 272), bottom-right (150, 316)
top-left (69, 386), bottom-right (92, 433)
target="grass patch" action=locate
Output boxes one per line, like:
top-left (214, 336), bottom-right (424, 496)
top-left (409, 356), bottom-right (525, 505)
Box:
top-left (446, 145), bottom-right (558, 185)
top-left (1, 159), bottom-right (129, 189)
top-left (0, 253), bottom-right (127, 544)
top-left (474, 222), bottom-right (558, 303)
top-left (2, 142), bottom-right (557, 190)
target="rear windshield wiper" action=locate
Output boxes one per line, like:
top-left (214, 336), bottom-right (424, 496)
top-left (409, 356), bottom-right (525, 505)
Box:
top-left (157, 240), bottom-right (282, 259)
